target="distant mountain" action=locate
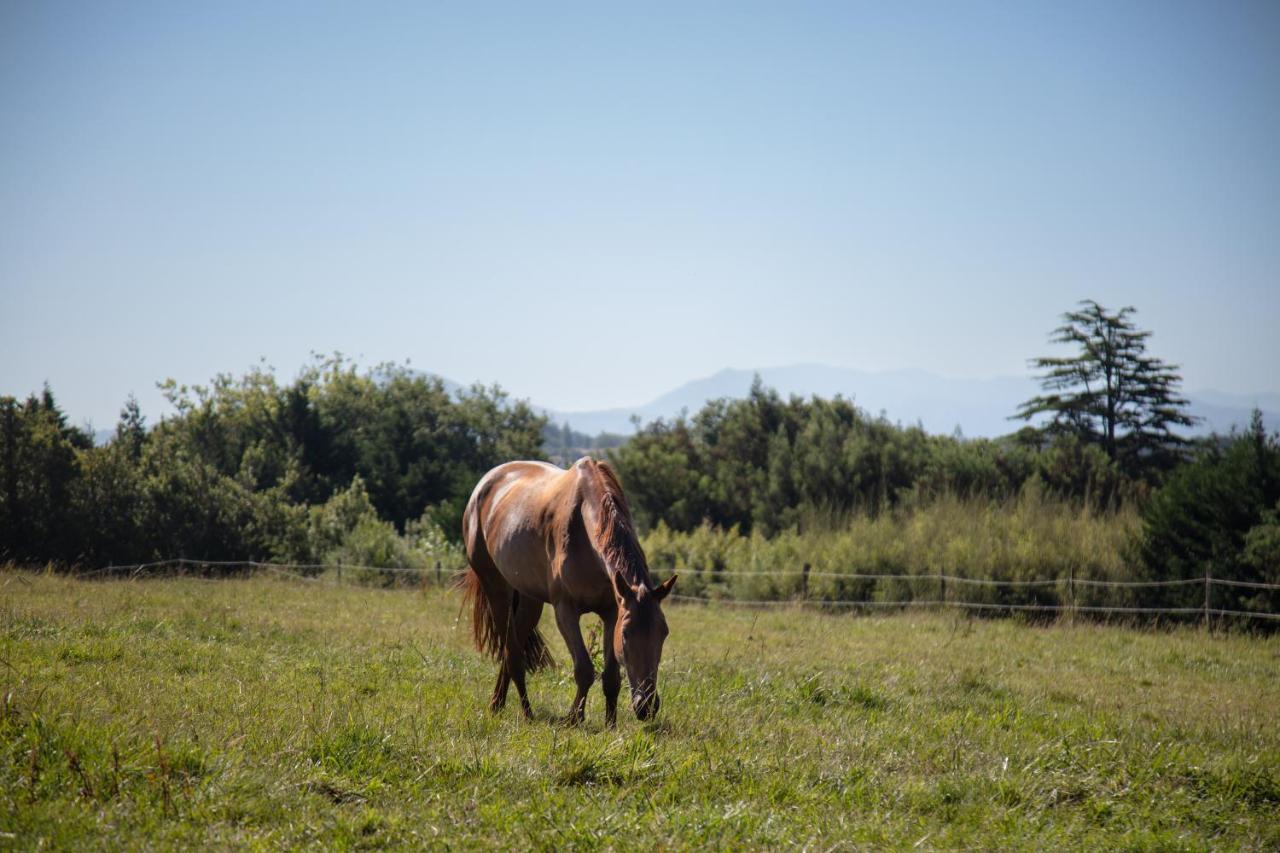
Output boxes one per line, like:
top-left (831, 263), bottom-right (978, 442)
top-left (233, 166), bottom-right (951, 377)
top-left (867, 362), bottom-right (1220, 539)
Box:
top-left (542, 364), bottom-right (1279, 440)
top-left (90, 365), bottom-right (1278, 447)
top-left (1184, 389), bottom-right (1280, 436)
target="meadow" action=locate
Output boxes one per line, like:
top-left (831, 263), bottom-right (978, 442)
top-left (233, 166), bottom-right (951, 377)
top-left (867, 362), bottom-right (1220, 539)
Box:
top-left (2, 570), bottom-right (1278, 849)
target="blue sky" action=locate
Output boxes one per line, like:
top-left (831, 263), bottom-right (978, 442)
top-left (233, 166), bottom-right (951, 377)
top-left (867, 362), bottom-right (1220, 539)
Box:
top-left (2, 1), bottom-right (1278, 429)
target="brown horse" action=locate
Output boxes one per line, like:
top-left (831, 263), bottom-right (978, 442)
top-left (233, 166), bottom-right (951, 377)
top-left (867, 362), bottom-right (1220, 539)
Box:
top-left (460, 457), bottom-right (677, 725)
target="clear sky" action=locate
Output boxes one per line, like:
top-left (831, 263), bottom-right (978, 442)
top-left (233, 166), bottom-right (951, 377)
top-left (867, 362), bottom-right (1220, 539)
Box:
top-left (2, 1), bottom-right (1278, 429)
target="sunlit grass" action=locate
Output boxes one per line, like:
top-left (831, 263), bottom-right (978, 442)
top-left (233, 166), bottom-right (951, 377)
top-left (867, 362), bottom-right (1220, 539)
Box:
top-left (643, 488), bottom-right (1141, 605)
top-left (2, 570), bottom-right (1277, 848)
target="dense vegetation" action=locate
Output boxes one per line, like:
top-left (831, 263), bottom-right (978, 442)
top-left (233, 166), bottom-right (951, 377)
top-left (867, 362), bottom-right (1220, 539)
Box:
top-left (0, 356), bottom-right (540, 570)
top-left (3, 572), bottom-right (1277, 848)
top-left (641, 488), bottom-right (1139, 606)
top-left (1136, 411), bottom-right (1280, 613)
top-left (609, 379), bottom-right (1129, 536)
top-left (613, 302), bottom-right (1197, 536)
top-left (2, 303), bottom-right (1277, 619)
top-left (611, 390), bottom-right (1278, 618)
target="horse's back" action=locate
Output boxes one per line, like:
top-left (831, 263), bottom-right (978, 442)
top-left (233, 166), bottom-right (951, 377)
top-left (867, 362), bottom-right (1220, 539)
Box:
top-left (463, 460), bottom-right (562, 549)
top-left (464, 460), bottom-right (578, 604)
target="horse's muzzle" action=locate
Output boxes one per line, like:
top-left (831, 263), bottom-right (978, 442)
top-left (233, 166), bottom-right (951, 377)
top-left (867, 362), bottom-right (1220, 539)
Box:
top-left (633, 691), bottom-right (660, 721)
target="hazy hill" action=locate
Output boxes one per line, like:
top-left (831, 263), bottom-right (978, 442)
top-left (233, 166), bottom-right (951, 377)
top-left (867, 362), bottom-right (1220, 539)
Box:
top-left (89, 365), bottom-right (1277, 447)
top-left (543, 364), bottom-right (1280, 440)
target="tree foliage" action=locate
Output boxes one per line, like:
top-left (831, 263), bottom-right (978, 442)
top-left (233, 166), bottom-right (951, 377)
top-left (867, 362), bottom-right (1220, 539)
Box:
top-left (1014, 301), bottom-right (1195, 476)
top-left (1137, 411), bottom-right (1280, 612)
top-left (0, 357), bottom-right (544, 567)
top-left (4, 348), bottom-right (1274, 619)
top-left (609, 377), bottom-right (1119, 536)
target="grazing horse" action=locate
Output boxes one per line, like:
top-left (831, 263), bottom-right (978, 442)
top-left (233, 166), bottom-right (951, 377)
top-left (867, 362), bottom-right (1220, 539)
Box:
top-left (460, 457), bottom-right (677, 725)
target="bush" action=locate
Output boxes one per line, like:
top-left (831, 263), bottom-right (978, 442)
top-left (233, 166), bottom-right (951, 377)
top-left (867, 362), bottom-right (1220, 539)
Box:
top-left (640, 487), bottom-right (1139, 610)
top-left (1, 358), bottom-right (544, 570)
top-left (1137, 411), bottom-right (1280, 614)
top-left (610, 379), bottom-right (1142, 537)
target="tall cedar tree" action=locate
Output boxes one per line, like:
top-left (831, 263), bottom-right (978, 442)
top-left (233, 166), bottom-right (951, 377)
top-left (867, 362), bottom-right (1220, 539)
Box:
top-left (1014, 301), bottom-right (1195, 476)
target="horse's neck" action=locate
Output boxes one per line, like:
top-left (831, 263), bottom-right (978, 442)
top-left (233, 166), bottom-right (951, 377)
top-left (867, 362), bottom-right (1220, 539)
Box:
top-left (584, 492), bottom-right (649, 589)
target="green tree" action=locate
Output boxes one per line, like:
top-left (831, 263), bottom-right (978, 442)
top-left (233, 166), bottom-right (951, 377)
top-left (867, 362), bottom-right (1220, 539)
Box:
top-left (1014, 301), bottom-right (1196, 476)
top-left (116, 395), bottom-right (147, 461)
top-left (609, 416), bottom-right (709, 531)
top-left (1137, 411), bottom-right (1280, 612)
top-left (66, 396), bottom-right (157, 564)
top-left (612, 377), bottom-right (958, 534)
top-left (0, 390), bottom-right (85, 563)
top-left (153, 356), bottom-right (546, 540)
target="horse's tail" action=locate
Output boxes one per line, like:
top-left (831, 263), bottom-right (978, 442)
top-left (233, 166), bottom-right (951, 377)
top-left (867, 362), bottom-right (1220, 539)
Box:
top-left (458, 568), bottom-right (555, 673)
top-left (460, 468), bottom-right (556, 673)
top-left (459, 566), bottom-right (504, 661)
top-left (522, 615), bottom-right (555, 672)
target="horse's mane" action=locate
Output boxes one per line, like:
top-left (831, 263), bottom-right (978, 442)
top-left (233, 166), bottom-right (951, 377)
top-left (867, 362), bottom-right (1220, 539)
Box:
top-left (586, 460), bottom-right (651, 589)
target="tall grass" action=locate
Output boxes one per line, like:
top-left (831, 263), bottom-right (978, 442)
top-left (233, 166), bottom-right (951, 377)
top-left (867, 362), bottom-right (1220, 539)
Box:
top-left (642, 484), bottom-right (1141, 610)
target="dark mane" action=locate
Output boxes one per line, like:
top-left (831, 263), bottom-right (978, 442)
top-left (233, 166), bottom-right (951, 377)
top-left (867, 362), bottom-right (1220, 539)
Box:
top-left (587, 460), bottom-right (651, 589)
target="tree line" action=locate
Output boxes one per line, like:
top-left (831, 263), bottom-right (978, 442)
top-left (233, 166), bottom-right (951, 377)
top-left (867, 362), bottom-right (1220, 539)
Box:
top-left (2, 305), bottom-right (1277, 616)
top-left (1, 356), bottom-right (542, 570)
top-left (607, 301), bottom-right (1278, 614)
top-left (610, 300), bottom-right (1201, 534)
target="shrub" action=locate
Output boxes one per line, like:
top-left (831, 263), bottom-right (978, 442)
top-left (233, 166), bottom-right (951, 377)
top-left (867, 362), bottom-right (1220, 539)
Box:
top-left (1137, 411), bottom-right (1280, 614)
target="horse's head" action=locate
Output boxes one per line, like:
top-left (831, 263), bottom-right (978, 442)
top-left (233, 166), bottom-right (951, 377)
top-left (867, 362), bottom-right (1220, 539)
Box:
top-left (611, 572), bottom-right (677, 720)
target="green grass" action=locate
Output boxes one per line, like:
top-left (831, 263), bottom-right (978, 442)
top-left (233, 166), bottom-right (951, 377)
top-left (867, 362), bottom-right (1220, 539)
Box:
top-left (2, 570), bottom-right (1278, 849)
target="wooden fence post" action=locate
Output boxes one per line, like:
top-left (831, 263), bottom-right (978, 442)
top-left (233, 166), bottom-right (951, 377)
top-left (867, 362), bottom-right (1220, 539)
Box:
top-left (938, 570), bottom-right (946, 609)
top-left (801, 563), bottom-right (810, 599)
top-left (1068, 565), bottom-right (1075, 628)
top-left (1203, 566), bottom-right (1210, 631)
top-left (435, 560), bottom-right (442, 586)
top-left (337, 563), bottom-right (343, 586)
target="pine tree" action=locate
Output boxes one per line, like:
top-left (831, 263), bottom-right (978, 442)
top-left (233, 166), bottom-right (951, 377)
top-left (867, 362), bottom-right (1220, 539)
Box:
top-left (115, 395), bottom-right (147, 462)
top-left (1014, 300), bottom-right (1196, 475)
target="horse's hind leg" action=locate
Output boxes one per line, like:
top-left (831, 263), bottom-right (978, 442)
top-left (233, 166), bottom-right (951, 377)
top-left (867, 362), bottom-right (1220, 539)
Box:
top-left (506, 593), bottom-right (544, 720)
top-left (485, 584), bottom-right (513, 713)
top-left (464, 496), bottom-right (518, 714)
top-left (490, 666), bottom-right (510, 712)
top-left (471, 567), bottom-right (515, 713)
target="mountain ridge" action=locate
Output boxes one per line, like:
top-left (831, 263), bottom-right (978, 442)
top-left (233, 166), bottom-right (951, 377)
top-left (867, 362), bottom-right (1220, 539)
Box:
top-left (87, 365), bottom-right (1278, 447)
top-left (537, 364), bottom-right (1280, 440)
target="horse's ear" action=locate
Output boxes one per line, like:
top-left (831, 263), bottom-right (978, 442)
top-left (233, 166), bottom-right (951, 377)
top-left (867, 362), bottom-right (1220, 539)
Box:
top-left (654, 573), bottom-right (678, 602)
top-left (612, 571), bottom-right (636, 603)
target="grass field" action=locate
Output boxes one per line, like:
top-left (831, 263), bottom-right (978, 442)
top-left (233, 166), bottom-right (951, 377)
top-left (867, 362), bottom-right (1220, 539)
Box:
top-left (2, 570), bottom-right (1278, 849)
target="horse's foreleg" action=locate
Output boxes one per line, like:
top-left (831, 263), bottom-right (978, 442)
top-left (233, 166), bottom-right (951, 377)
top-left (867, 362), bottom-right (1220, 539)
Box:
top-left (554, 603), bottom-right (593, 724)
top-left (601, 612), bottom-right (621, 728)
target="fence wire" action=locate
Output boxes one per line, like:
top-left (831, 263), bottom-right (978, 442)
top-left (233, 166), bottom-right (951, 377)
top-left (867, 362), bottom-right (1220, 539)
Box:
top-left (667, 594), bottom-right (1270, 619)
top-left (44, 557), bottom-right (1280, 622)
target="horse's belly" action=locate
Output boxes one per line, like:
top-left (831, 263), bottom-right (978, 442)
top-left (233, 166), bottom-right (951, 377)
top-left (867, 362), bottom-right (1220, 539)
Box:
top-left (554, 555), bottom-right (615, 613)
top-left (488, 527), bottom-right (553, 603)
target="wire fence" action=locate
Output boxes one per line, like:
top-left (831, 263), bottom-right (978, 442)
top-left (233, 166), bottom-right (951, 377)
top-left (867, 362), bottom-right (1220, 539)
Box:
top-left (37, 556), bottom-right (1280, 624)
